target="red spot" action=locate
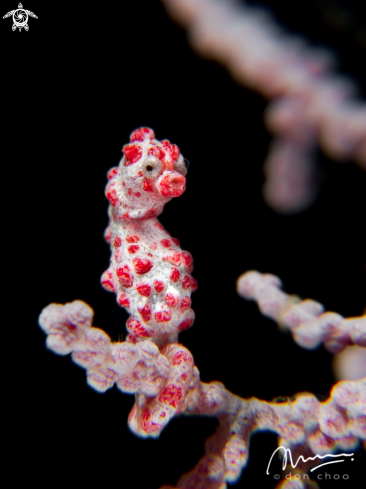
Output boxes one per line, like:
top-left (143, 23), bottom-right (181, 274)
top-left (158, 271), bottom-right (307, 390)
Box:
top-left (181, 252), bottom-right (193, 272)
top-left (138, 171), bottom-right (143, 177)
top-left (101, 270), bottom-right (115, 292)
top-left (162, 141), bottom-right (180, 161)
top-left (126, 235), bottom-right (140, 243)
top-left (180, 296), bottom-right (191, 312)
top-left (128, 245), bottom-right (140, 254)
top-left (123, 144), bottom-right (142, 166)
top-left (181, 373), bottom-right (187, 381)
top-left (165, 293), bottom-right (179, 307)
top-left (136, 283), bottom-right (151, 297)
top-left (160, 239), bottom-right (171, 248)
top-left (133, 258), bottom-right (153, 274)
top-left (135, 192), bottom-right (141, 198)
top-left (150, 242), bottom-right (157, 250)
top-left (114, 236), bottom-right (122, 248)
top-left (154, 280), bottom-right (165, 293)
top-left (126, 334), bottom-right (138, 344)
top-left (148, 145), bottom-right (166, 162)
top-left (140, 407), bottom-right (162, 434)
top-left (159, 383), bottom-right (182, 408)
top-left (147, 253), bottom-right (153, 257)
top-left (118, 293), bottom-right (130, 308)
top-left (128, 188), bottom-right (133, 196)
top-left (182, 276), bottom-right (191, 290)
top-left (106, 182), bottom-right (119, 206)
top-left (172, 350), bottom-right (193, 366)
top-left (159, 412), bottom-right (166, 419)
top-left (130, 127), bottom-right (155, 142)
top-left (170, 267), bottom-right (180, 283)
top-left (114, 248), bottom-right (124, 262)
top-left (116, 265), bottom-right (134, 288)
top-left (127, 317), bottom-right (150, 338)
top-left (107, 167), bottom-right (118, 180)
top-left (155, 310), bottom-right (172, 323)
top-left (104, 226), bottom-right (112, 244)
top-left (138, 304), bottom-right (152, 321)
top-left (171, 238), bottom-right (180, 247)
top-left (163, 252), bottom-right (182, 266)
top-left (143, 179), bottom-right (154, 192)
top-left (190, 277), bottom-right (198, 291)
top-left (178, 318), bottom-right (194, 331)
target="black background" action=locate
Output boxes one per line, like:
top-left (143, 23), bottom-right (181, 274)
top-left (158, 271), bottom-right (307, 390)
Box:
top-left (2, 1), bottom-right (366, 487)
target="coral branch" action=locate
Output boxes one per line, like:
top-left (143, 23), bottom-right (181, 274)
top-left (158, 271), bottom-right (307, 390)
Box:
top-left (161, 0), bottom-right (366, 212)
top-left (237, 271), bottom-right (366, 353)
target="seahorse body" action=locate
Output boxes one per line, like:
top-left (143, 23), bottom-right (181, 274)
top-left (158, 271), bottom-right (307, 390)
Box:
top-left (101, 128), bottom-right (197, 345)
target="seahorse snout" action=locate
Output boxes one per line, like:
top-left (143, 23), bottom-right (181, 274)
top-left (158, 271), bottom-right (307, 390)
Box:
top-left (158, 173), bottom-right (186, 198)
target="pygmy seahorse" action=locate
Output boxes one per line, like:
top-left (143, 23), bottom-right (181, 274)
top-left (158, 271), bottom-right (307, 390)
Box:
top-left (101, 127), bottom-right (197, 346)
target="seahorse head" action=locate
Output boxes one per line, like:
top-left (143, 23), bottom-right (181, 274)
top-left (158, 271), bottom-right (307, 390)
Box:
top-left (106, 128), bottom-right (188, 220)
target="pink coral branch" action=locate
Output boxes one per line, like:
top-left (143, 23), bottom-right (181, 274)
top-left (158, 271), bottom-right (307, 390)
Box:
top-left (237, 271), bottom-right (366, 354)
top-left (161, 0), bottom-right (366, 212)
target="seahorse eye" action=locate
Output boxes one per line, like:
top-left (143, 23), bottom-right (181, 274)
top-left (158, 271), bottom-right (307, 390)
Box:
top-left (143, 156), bottom-right (162, 179)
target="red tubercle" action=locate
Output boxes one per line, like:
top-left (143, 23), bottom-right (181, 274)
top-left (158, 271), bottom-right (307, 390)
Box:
top-left (118, 293), bottom-right (130, 308)
top-left (133, 258), bottom-right (153, 274)
top-left (140, 408), bottom-right (162, 434)
top-left (172, 350), bottom-right (193, 366)
top-left (170, 267), bottom-right (180, 283)
top-left (154, 222), bottom-right (165, 231)
top-left (165, 293), bottom-right (179, 307)
top-left (191, 277), bottom-right (198, 291)
top-left (161, 141), bottom-right (180, 162)
top-left (181, 252), bottom-right (193, 272)
top-left (138, 171), bottom-right (143, 177)
top-left (154, 280), bottom-right (165, 293)
top-left (128, 245), bottom-right (140, 254)
top-left (135, 192), bottom-right (141, 198)
top-left (116, 265), bottom-right (134, 288)
top-left (181, 373), bottom-right (187, 382)
top-left (160, 239), bottom-right (171, 248)
top-left (158, 383), bottom-right (183, 408)
top-left (150, 242), bottom-right (157, 250)
top-left (136, 283), bottom-right (151, 297)
top-left (127, 317), bottom-right (151, 338)
top-left (130, 127), bottom-right (155, 142)
top-left (138, 304), bottom-right (152, 322)
top-left (107, 167), bottom-right (118, 180)
top-left (114, 248), bottom-right (124, 263)
top-left (178, 318), bottom-right (194, 331)
top-left (180, 296), bottom-right (191, 312)
top-left (143, 179), bottom-right (154, 192)
top-left (128, 188), bottom-right (133, 196)
top-left (106, 183), bottom-right (119, 207)
top-left (148, 146), bottom-right (166, 162)
top-left (182, 275), bottom-right (191, 290)
top-left (101, 270), bottom-right (115, 292)
top-left (104, 226), bottom-right (112, 244)
top-left (171, 238), bottom-right (180, 247)
top-left (163, 252), bottom-right (182, 266)
top-left (126, 334), bottom-right (138, 344)
top-left (126, 235), bottom-right (140, 243)
top-left (114, 236), bottom-right (122, 248)
top-left (155, 310), bottom-right (172, 323)
top-left (123, 144), bottom-right (142, 166)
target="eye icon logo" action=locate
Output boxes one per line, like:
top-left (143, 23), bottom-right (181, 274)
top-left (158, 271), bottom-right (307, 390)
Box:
top-left (3, 3), bottom-right (38, 31)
